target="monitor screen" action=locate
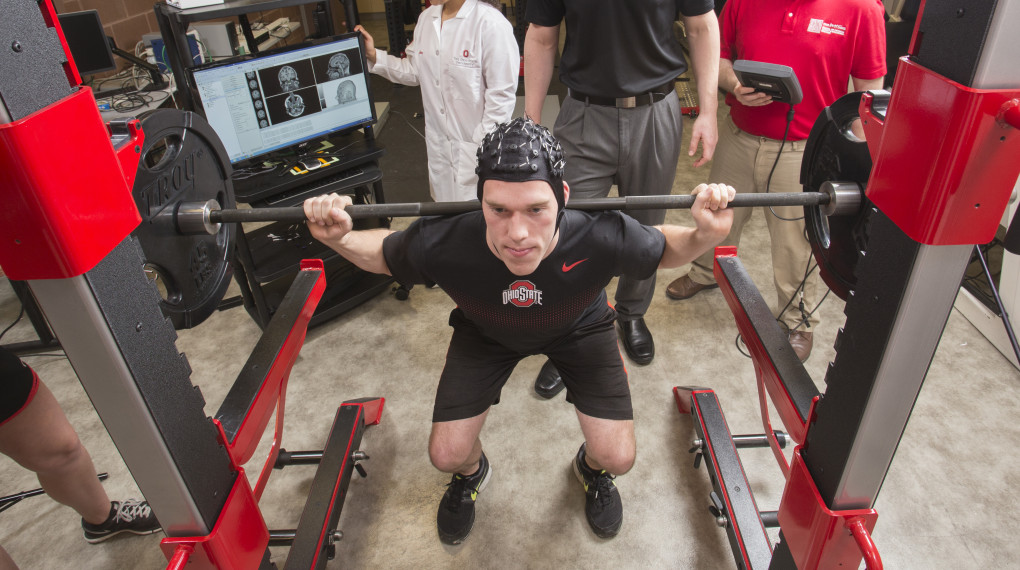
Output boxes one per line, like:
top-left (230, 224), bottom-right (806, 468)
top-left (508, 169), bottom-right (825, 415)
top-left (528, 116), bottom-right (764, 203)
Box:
top-left (191, 33), bottom-right (375, 165)
top-left (59, 10), bottom-right (117, 76)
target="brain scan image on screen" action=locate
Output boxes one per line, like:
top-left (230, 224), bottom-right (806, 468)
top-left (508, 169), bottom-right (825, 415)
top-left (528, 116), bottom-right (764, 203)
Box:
top-left (278, 65), bottom-right (300, 92)
top-left (327, 53), bottom-right (351, 80)
top-left (336, 80), bottom-right (356, 105)
top-left (284, 93), bottom-right (306, 117)
top-left (192, 36), bottom-right (374, 162)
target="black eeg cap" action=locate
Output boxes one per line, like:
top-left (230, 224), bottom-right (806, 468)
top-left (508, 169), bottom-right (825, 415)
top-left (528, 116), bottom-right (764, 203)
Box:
top-left (476, 117), bottom-right (566, 217)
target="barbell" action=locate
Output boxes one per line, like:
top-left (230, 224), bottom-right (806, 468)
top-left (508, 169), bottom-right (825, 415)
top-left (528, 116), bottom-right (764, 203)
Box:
top-left (130, 97), bottom-right (872, 330)
top-left (168, 188), bottom-right (861, 233)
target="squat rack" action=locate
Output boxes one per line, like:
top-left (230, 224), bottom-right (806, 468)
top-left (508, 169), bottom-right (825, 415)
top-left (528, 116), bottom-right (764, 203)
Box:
top-left (674, 1), bottom-right (1020, 568)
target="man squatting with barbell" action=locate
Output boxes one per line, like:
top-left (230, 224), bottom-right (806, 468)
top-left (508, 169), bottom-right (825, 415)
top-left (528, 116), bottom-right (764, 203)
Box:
top-left (302, 117), bottom-right (736, 544)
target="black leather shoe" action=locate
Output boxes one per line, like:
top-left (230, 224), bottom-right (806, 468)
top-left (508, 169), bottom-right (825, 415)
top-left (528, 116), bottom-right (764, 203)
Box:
top-left (534, 360), bottom-right (565, 399)
top-left (618, 318), bottom-right (654, 365)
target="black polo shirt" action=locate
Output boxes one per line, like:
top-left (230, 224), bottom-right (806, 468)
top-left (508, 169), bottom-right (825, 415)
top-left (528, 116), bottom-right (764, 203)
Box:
top-left (382, 209), bottom-right (666, 354)
top-left (526, 0), bottom-right (715, 97)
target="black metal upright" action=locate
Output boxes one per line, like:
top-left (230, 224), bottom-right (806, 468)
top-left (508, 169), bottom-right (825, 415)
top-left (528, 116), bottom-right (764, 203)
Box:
top-left (770, 0), bottom-right (1019, 565)
top-left (3, 0), bottom-right (237, 542)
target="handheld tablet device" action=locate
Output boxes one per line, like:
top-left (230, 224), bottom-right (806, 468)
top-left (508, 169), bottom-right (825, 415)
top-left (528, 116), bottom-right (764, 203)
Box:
top-left (732, 60), bottom-right (803, 104)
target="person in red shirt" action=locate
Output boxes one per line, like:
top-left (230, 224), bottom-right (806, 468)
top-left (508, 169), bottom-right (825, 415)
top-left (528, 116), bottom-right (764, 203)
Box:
top-left (665, 0), bottom-right (887, 362)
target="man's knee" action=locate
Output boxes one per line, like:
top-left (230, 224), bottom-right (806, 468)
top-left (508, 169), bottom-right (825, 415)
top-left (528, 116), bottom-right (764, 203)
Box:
top-left (428, 422), bottom-right (480, 474)
top-left (586, 438), bottom-right (636, 475)
top-left (428, 437), bottom-right (474, 473)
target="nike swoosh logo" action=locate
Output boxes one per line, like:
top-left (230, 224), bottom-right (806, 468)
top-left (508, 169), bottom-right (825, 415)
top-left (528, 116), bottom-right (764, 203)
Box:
top-left (562, 258), bottom-right (589, 272)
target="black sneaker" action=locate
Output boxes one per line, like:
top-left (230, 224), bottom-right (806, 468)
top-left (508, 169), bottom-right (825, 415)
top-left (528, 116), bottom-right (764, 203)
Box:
top-left (573, 443), bottom-right (623, 538)
top-left (437, 452), bottom-right (491, 545)
top-left (82, 499), bottom-right (161, 544)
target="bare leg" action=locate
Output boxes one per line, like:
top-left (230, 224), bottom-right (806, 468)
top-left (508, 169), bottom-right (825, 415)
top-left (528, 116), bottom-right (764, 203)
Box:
top-left (0, 544), bottom-right (18, 570)
top-left (575, 410), bottom-right (635, 475)
top-left (428, 409), bottom-right (490, 476)
top-left (0, 381), bottom-right (111, 525)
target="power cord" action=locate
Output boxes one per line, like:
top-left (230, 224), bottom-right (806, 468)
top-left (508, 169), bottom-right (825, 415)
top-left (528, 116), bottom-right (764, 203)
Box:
top-left (0, 302), bottom-right (66, 359)
top-left (774, 250), bottom-right (816, 330)
top-left (732, 251), bottom-right (832, 359)
top-left (730, 103), bottom-right (822, 358)
top-left (733, 288), bottom-right (831, 360)
top-left (389, 109), bottom-right (426, 140)
top-left (105, 87), bottom-right (172, 113)
top-left (89, 57), bottom-right (173, 112)
top-left (0, 305), bottom-right (24, 343)
top-left (766, 103), bottom-right (803, 222)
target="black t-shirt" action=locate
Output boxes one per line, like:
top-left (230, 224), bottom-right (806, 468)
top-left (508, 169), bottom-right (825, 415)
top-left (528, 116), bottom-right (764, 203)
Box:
top-left (382, 209), bottom-right (666, 354)
top-left (526, 0), bottom-right (715, 97)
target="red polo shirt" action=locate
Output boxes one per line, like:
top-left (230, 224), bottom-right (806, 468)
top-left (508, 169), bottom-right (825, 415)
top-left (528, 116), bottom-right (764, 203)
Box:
top-left (721, 0), bottom-right (887, 140)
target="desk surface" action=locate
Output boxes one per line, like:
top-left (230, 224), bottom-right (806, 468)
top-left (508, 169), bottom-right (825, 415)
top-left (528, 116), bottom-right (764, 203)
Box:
top-left (97, 85), bottom-right (178, 122)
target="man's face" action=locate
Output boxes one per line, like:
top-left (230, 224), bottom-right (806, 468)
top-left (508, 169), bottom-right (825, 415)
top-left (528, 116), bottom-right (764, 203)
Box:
top-left (482, 179), bottom-right (561, 276)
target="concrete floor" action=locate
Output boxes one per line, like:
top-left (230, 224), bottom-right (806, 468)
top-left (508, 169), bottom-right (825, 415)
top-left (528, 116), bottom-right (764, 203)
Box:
top-left (3, 12), bottom-right (1020, 570)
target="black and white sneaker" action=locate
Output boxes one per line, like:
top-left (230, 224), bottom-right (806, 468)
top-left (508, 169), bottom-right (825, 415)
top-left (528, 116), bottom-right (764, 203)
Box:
top-left (82, 499), bottom-right (161, 544)
top-left (573, 443), bottom-right (623, 538)
top-left (437, 452), bottom-right (491, 545)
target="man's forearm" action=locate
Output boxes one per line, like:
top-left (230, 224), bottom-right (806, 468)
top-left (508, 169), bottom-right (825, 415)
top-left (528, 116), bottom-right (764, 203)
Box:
top-left (684, 12), bottom-right (720, 116)
top-left (655, 225), bottom-right (723, 269)
top-left (718, 58), bottom-right (738, 95)
top-left (523, 23), bottom-right (559, 123)
top-left (324, 228), bottom-right (395, 276)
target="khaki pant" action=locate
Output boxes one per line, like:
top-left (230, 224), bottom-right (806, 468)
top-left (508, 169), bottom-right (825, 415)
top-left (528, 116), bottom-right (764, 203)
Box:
top-left (688, 116), bottom-right (821, 330)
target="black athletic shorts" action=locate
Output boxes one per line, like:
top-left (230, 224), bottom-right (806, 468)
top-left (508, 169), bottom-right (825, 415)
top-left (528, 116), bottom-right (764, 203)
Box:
top-left (433, 308), bottom-right (633, 423)
top-left (0, 346), bottom-right (38, 426)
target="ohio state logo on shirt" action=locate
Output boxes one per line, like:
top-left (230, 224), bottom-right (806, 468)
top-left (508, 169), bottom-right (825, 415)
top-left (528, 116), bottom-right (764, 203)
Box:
top-left (807, 18), bottom-right (846, 36)
top-left (502, 280), bottom-right (543, 307)
top-left (452, 48), bottom-right (479, 69)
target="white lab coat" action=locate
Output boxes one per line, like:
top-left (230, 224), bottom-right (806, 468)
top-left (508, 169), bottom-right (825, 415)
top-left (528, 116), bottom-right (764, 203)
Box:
top-left (369, 0), bottom-right (519, 202)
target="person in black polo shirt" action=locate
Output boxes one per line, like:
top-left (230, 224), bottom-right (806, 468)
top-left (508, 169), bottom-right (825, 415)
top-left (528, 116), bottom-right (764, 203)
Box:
top-left (522, 0), bottom-right (720, 398)
top-left (303, 118), bottom-right (734, 544)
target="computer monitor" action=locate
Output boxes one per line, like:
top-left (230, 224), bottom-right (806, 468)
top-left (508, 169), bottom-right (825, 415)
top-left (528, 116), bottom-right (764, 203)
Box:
top-left (58, 10), bottom-right (117, 75)
top-left (190, 33), bottom-right (376, 165)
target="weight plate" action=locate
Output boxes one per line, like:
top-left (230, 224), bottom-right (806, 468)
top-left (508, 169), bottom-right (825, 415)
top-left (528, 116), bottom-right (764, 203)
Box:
top-left (131, 110), bottom-right (236, 329)
top-left (801, 92), bottom-right (875, 301)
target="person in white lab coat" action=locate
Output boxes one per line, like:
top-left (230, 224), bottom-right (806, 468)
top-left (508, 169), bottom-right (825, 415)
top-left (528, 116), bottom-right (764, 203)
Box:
top-left (355, 0), bottom-right (519, 203)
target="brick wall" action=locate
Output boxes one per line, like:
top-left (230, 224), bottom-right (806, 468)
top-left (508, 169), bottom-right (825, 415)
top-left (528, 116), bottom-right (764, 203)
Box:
top-left (53, 0), bottom-right (309, 75)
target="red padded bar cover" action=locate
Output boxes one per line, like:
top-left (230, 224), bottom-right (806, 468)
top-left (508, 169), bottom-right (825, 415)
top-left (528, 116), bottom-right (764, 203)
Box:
top-left (0, 87), bottom-right (142, 279)
top-left (862, 58), bottom-right (1020, 245)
